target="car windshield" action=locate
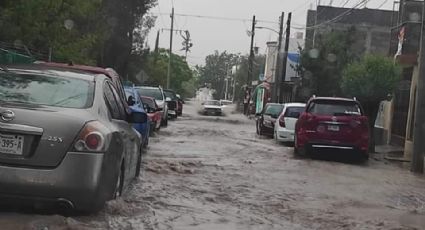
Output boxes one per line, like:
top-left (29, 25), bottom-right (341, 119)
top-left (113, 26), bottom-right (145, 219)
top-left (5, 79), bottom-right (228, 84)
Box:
top-left (137, 88), bottom-right (163, 101)
top-left (204, 101), bottom-right (220, 106)
top-left (308, 100), bottom-right (362, 116)
top-left (284, 106), bottom-right (305, 118)
top-left (264, 104), bottom-right (283, 116)
top-left (0, 73), bottom-right (93, 108)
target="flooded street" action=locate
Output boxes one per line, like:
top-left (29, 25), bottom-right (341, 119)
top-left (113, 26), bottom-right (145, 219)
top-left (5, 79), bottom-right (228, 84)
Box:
top-left (0, 101), bottom-right (424, 230)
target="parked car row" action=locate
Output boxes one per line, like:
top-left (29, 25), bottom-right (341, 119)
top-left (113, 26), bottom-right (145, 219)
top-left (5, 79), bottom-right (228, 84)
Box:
top-left (256, 97), bottom-right (370, 160)
top-left (0, 62), bottom-right (184, 213)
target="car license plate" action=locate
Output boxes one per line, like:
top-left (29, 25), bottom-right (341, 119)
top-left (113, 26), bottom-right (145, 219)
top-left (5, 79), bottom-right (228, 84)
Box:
top-left (328, 125), bottom-right (340, 132)
top-left (0, 134), bottom-right (24, 155)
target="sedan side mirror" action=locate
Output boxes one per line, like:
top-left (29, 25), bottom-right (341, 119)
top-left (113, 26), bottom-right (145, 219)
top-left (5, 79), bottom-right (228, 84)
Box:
top-left (128, 111), bottom-right (147, 123)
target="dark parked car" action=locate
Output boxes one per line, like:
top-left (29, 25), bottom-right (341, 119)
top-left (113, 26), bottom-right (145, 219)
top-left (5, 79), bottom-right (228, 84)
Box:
top-left (256, 103), bottom-right (284, 137)
top-left (141, 96), bottom-right (162, 134)
top-left (0, 65), bottom-right (145, 212)
top-left (295, 97), bottom-right (369, 159)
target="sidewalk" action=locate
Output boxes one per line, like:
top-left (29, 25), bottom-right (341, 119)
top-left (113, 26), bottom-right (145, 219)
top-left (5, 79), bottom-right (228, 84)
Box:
top-left (375, 145), bottom-right (410, 162)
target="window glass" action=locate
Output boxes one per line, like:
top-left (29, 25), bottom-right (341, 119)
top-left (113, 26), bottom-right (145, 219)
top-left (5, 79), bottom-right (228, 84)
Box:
top-left (0, 73), bottom-right (93, 108)
top-left (308, 100), bottom-right (362, 116)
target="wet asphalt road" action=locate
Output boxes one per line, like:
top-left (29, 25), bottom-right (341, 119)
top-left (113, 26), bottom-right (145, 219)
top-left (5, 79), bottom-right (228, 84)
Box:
top-left (0, 100), bottom-right (424, 230)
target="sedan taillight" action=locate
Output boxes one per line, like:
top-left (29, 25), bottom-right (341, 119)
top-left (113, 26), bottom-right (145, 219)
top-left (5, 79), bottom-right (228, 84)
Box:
top-left (73, 121), bottom-right (110, 152)
top-left (279, 116), bottom-right (286, 127)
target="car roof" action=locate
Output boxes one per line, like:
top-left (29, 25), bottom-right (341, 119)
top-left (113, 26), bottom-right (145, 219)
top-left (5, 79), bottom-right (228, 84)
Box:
top-left (284, 103), bottom-right (306, 107)
top-left (2, 64), bottom-right (97, 81)
top-left (266, 103), bottom-right (284, 106)
top-left (134, 86), bottom-right (161, 90)
top-left (311, 97), bottom-right (357, 102)
top-left (37, 62), bottom-right (116, 79)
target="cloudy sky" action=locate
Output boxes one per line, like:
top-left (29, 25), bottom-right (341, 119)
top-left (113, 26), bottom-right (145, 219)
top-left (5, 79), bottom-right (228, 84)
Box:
top-left (147, 0), bottom-right (395, 66)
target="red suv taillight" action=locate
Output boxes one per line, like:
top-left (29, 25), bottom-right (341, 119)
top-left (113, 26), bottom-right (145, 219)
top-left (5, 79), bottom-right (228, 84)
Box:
top-left (73, 121), bottom-right (110, 152)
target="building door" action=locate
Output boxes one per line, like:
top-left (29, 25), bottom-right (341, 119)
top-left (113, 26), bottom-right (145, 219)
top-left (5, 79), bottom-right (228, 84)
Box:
top-left (391, 68), bottom-right (413, 146)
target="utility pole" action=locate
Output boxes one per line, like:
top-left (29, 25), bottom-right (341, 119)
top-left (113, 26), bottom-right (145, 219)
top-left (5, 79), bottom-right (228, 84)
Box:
top-left (273, 12), bottom-right (285, 103)
top-left (411, 1), bottom-right (425, 173)
top-left (167, 7), bottom-right (174, 89)
top-left (278, 12), bottom-right (292, 103)
top-left (154, 30), bottom-right (160, 53)
top-left (248, 15), bottom-right (256, 85)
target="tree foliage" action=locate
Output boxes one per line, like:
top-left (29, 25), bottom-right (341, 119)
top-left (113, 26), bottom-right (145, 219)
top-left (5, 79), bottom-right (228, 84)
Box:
top-left (296, 28), bottom-right (359, 100)
top-left (198, 50), bottom-right (265, 100)
top-left (342, 55), bottom-right (402, 102)
top-left (130, 49), bottom-right (195, 97)
top-left (0, 0), bottom-right (157, 75)
top-left (341, 55), bottom-right (402, 152)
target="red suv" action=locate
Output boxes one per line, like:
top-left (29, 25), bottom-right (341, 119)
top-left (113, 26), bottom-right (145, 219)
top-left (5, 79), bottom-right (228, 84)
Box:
top-left (295, 97), bottom-right (369, 159)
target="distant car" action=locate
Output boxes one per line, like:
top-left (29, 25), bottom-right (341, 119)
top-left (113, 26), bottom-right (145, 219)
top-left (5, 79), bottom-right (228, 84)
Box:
top-left (0, 65), bottom-right (145, 212)
top-left (201, 100), bottom-right (222, 116)
top-left (176, 94), bottom-right (184, 116)
top-left (256, 103), bottom-right (284, 136)
top-left (125, 87), bottom-right (150, 148)
top-left (136, 86), bottom-right (168, 127)
top-left (141, 96), bottom-right (162, 134)
top-left (274, 103), bottom-right (306, 143)
top-left (295, 97), bottom-right (369, 159)
top-left (220, 100), bottom-right (233, 106)
top-left (163, 89), bottom-right (179, 119)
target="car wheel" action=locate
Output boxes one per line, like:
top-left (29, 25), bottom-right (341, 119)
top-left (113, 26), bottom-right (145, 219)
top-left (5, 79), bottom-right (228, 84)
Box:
top-left (135, 149), bottom-right (142, 177)
top-left (114, 162), bottom-right (125, 199)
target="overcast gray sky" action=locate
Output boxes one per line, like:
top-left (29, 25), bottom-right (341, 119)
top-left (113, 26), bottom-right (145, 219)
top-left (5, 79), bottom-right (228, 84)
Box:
top-left (147, 0), bottom-right (395, 67)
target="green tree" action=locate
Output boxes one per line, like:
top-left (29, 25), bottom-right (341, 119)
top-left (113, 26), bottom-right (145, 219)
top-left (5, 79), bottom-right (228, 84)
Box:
top-left (0, 0), bottom-right (106, 64)
top-left (129, 48), bottom-right (194, 96)
top-left (342, 55), bottom-right (402, 152)
top-left (296, 28), bottom-right (359, 100)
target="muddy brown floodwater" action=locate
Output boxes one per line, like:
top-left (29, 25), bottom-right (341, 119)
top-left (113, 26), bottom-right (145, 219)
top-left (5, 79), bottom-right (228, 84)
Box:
top-left (0, 101), bottom-right (424, 230)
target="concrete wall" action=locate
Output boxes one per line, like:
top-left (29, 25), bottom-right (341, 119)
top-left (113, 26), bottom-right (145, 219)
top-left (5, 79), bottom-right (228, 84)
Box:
top-left (404, 66), bottom-right (419, 159)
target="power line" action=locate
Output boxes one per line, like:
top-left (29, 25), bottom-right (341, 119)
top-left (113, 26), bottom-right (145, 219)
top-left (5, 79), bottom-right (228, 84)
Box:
top-left (294, 0), bottom-right (370, 30)
top-left (154, 13), bottom-right (278, 24)
top-left (341, 0), bottom-right (351, 7)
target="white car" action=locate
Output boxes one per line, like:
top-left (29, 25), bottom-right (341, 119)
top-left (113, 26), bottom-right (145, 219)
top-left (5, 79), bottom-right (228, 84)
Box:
top-left (202, 100), bottom-right (223, 116)
top-left (274, 103), bottom-right (306, 143)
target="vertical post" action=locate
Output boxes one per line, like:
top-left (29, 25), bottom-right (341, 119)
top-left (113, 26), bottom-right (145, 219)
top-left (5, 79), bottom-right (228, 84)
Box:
top-left (48, 47), bottom-right (52, 62)
top-left (411, 1), bottom-right (425, 173)
top-left (245, 15), bottom-right (256, 115)
top-left (248, 15), bottom-right (256, 85)
top-left (279, 12), bottom-right (292, 103)
top-left (273, 12), bottom-right (285, 103)
top-left (167, 7), bottom-right (174, 89)
top-left (154, 30), bottom-right (160, 53)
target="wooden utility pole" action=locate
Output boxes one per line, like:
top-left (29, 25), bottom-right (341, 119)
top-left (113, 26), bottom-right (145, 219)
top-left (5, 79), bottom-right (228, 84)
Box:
top-left (278, 12), bottom-right (292, 103)
top-left (411, 1), bottom-right (425, 173)
top-left (273, 12), bottom-right (285, 103)
top-left (154, 30), bottom-right (160, 53)
top-left (248, 15), bottom-right (256, 85)
top-left (167, 7), bottom-right (174, 89)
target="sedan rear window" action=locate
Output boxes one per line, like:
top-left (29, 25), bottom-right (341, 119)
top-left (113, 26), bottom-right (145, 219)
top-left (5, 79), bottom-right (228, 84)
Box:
top-left (137, 88), bottom-right (163, 101)
top-left (264, 104), bottom-right (284, 116)
top-left (308, 100), bottom-right (362, 116)
top-left (284, 107), bottom-right (305, 118)
top-left (0, 73), bottom-right (93, 108)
